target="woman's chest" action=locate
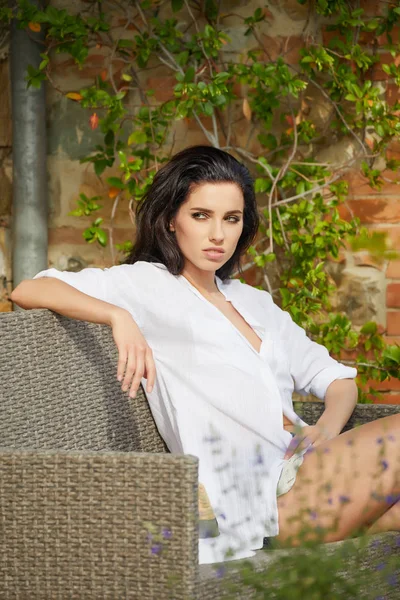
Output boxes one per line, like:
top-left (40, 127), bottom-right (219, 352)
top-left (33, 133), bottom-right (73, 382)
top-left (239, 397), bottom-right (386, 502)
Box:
top-left (208, 297), bottom-right (263, 355)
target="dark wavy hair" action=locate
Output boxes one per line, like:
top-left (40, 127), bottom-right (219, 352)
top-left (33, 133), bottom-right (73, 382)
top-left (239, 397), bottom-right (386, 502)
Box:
top-left (123, 145), bottom-right (259, 280)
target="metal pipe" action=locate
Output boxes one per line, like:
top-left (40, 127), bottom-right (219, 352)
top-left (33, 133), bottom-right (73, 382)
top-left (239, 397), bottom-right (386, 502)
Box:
top-left (10, 1), bottom-right (48, 291)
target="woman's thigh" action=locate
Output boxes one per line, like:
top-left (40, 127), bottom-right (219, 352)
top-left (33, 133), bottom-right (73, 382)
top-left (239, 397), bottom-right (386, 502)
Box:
top-left (276, 413), bottom-right (400, 545)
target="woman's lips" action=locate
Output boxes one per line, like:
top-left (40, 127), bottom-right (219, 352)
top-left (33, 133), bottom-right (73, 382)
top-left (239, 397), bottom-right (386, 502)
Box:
top-left (202, 249), bottom-right (225, 260)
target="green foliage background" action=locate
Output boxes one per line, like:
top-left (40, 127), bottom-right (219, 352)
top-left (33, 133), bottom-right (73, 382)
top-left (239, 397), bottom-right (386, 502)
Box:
top-left (2, 0), bottom-right (400, 398)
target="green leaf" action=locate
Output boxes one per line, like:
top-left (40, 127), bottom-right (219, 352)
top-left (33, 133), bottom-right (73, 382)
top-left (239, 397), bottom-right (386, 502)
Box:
top-left (171, 0), bottom-right (184, 12)
top-left (106, 177), bottom-right (125, 189)
top-left (203, 101), bottom-right (214, 116)
top-left (183, 66), bottom-right (195, 82)
top-left (360, 321), bottom-right (377, 335)
top-left (128, 130), bottom-right (147, 145)
top-left (96, 228), bottom-right (108, 247)
top-left (117, 39), bottom-right (134, 48)
top-left (94, 159), bottom-right (108, 177)
top-left (176, 51), bottom-right (189, 66)
top-left (254, 178), bottom-right (268, 193)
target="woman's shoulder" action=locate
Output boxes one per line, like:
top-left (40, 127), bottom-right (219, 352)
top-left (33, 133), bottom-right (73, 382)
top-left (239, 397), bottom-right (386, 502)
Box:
top-left (104, 261), bottom-right (172, 282)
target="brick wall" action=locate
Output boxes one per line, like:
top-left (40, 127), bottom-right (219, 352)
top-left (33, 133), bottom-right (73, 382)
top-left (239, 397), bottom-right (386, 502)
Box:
top-left (0, 0), bottom-right (398, 402)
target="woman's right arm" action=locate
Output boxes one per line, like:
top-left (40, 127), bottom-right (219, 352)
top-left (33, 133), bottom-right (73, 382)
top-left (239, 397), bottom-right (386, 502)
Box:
top-left (11, 277), bottom-right (122, 325)
top-left (11, 278), bottom-right (156, 397)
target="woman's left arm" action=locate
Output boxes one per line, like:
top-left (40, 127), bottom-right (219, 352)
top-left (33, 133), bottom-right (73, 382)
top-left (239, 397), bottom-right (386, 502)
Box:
top-left (262, 292), bottom-right (359, 458)
top-left (315, 378), bottom-right (358, 438)
top-left (284, 378), bottom-right (358, 458)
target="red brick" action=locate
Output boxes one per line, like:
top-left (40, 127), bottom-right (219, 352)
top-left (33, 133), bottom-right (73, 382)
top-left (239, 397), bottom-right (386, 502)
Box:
top-left (346, 170), bottom-right (400, 198)
top-left (260, 34), bottom-right (304, 64)
top-left (377, 26), bottom-right (400, 46)
top-left (373, 394), bottom-right (400, 405)
top-left (386, 83), bottom-right (400, 107)
top-left (387, 139), bottom-right (400, 160)
top-left (387, 283), bottom-right (400, 307)
top-left (340, 198), bottom-right (400, 224)
top-left (146, 76), bottom-right (176, 103)
top-left (337, 347), bottom-right (375, 361)
top-left (383, 335), bottom-right (400, 345)
top-left (360, 0), bottom-right (384, 16)
top-left (48, 227), bottom-right (133, 245)
top-left (321, 27), bottom-right (347, 47)
top-left (387, 311), bottom-right (400, 335)
top-left (186, 116), bottom-right (213, 131)
top-left (387, 260), bottom-right (400, 278)
top-left (368, 53), bottom-right (400, 81)
top-left (366, 377), bottom-right (400, 391)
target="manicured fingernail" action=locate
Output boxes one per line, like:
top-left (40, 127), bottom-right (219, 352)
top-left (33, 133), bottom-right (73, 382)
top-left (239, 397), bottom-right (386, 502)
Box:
top-left (130, 392), bottom-right (136, 398)
top-left (147, 386), bottom-right (153, 393)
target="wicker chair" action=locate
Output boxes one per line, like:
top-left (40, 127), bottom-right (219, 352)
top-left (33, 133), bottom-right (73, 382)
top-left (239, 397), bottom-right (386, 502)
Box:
top-left (1, 309), bottom-right (399, 599)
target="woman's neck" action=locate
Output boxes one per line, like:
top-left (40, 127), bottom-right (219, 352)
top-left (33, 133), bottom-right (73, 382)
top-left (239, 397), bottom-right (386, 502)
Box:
top-left (181, 265), bottom-right (220, 296)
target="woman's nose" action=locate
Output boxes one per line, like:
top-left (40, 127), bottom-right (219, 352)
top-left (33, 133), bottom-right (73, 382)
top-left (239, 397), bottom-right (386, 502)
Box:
top-left (209, 222), bottom-right (224, 241)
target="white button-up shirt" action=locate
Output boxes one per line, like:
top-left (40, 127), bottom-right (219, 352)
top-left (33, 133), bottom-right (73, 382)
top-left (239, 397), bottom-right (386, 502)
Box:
top-left (33, 261), bottom-right (357, 564)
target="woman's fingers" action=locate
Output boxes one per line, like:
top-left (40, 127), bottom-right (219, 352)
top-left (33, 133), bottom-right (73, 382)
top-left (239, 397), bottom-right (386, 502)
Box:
top-left (121, 346), bottom-right (137, 391)
top-left (284, 434), bottom-right (313, 459)
top-left (129, 350), bottom-right (145, 398)
top-left (117, 349), bottom-right (128, 382)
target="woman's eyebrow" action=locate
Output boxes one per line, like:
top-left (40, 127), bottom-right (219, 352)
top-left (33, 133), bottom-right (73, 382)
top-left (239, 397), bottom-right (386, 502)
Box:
top-left (190, 207), bottom-right (243, 215)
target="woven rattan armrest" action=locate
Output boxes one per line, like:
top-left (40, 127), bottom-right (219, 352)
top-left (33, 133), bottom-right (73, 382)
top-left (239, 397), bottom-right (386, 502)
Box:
top-left (0, 448), bottom-right (199, 599)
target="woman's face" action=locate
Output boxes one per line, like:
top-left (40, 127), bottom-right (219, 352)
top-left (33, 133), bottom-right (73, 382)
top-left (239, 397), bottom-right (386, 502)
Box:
top-left (170, 182), bottom-right (244, 273)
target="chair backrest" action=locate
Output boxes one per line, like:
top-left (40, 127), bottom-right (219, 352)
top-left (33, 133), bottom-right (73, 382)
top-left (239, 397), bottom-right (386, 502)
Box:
top-left (0, 309), bottom-right (168, 453)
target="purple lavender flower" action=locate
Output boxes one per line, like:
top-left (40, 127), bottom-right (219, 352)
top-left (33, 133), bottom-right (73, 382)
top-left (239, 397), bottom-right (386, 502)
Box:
top-left (388, 435), bottom-right (396, 441)
top-left (375, 562), bottom-right (386, 571)
top-left (309, 510), bottom-right (318, 520)
top-left (387, 573), bottom-right (398, 586)
top-left (215, 566), bottom-right (226, 579)
top-left (339, 495), bottom-right (351, 504)
top-left (254, 453), bottom-right (264, 465)
top-left (162, 527), bottom-right (172, 540)
top-left (151, 543), bottom-right (163, 555)
top-left (381, 459), bottom-right (389, 471)
top-left (146, 532), bottom-right (153, 542)
top-left (327, 497), bottom-right (333, 505)
top-left (385, 493), bottom-right (400, 504)
top-left (376, 437), bottom-right (384, 445)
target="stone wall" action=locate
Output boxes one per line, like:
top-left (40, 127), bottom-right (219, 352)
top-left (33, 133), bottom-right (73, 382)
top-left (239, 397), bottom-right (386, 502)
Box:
top-left (0, 0), bottom-right (399, 402)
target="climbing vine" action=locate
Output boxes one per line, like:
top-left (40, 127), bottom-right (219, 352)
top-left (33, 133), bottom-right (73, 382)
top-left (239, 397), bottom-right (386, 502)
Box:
top-left (1, 0), bottom-right (400, 398)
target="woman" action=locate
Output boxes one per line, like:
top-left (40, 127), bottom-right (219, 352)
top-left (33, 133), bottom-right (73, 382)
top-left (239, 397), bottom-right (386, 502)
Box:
top-left (11, 145), bottom-right (400, 565)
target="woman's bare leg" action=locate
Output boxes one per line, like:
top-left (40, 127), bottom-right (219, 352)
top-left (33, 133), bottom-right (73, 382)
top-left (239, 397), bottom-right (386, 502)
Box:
top-left (364, 499), bottom-right (400, 535)
top-left (276, 413), bottom-right (400, 545)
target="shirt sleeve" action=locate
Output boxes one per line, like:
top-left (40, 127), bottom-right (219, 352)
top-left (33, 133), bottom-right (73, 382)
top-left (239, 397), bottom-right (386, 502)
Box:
top-left (32, 265), bottom-right (145, 328)
top-left (264, 293), bottom-right (357, 400)
top-left (33, 267), bottom-right (108, 301)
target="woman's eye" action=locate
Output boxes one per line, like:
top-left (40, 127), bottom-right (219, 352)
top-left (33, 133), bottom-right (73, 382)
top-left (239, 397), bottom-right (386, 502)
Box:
top-left (192, 213), bottom-right (240, 223)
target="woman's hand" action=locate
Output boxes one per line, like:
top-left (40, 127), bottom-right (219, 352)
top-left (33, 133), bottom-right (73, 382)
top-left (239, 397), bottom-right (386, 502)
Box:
top-left (110, 308), bottom-right (156, 398)
top-left (284, 424), bottom-right (335, 460)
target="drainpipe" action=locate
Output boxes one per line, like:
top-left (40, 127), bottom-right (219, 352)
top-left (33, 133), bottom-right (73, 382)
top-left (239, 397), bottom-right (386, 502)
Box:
top-left (10, 0), bottom-right (48, 292)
